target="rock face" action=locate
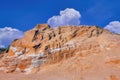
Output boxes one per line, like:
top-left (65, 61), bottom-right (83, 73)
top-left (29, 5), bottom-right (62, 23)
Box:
top-left (0, 24), bottom-right (120, 80)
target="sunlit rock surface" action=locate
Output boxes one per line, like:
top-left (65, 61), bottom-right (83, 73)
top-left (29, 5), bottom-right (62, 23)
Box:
top-left (0, 24), bottom-right (120, 80)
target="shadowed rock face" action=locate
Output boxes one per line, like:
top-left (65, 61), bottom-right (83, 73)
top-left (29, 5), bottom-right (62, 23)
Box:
top-left (0, 24), bottom-right (120, 80)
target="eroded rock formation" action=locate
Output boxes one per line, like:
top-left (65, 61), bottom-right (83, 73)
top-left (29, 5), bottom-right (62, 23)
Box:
top-left (0, 24), bottom-right (120, 80)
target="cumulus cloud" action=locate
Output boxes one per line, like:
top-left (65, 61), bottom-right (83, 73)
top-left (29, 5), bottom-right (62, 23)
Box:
top-left (104, 21), bottom-right (120, 34)
top-left (47, 8), bottom-right (81, 27)
top-left (0, 27), bottom-right (23, 48)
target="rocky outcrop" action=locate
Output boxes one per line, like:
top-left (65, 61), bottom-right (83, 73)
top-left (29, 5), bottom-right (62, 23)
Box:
top-left (0, 24), bottom-right (120, 80)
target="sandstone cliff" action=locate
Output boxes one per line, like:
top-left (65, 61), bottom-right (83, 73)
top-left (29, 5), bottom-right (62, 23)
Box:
top-left (0, 24), bottom-right (120, 80)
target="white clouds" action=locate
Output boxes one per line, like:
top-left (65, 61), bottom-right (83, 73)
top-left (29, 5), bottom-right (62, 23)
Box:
top-left (104, 21), bottom-right (120, 34)
top-left (0, 45), bottom-right (5, 48)
top-left (47, 8), bottom-right (81, 27)
top-left (0, 27), bottom-right (23, 48)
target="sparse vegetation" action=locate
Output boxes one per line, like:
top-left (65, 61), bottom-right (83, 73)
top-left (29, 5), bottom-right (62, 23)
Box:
top-left (0, 48), bottom-right (6, 53)
top-left (0, 45), bottom-right (10, 54)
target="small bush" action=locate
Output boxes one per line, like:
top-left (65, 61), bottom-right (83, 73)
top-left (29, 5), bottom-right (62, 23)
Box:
top-left (0, 48), bottom-right (6, 53)
top-left (0, 45), bottom-right (10, 53)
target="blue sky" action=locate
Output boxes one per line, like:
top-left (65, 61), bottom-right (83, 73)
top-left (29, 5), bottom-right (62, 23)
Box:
top-left (0, 0), bottom-right (119, 31)
top-left (0, 0), bottom-right (120, 47)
